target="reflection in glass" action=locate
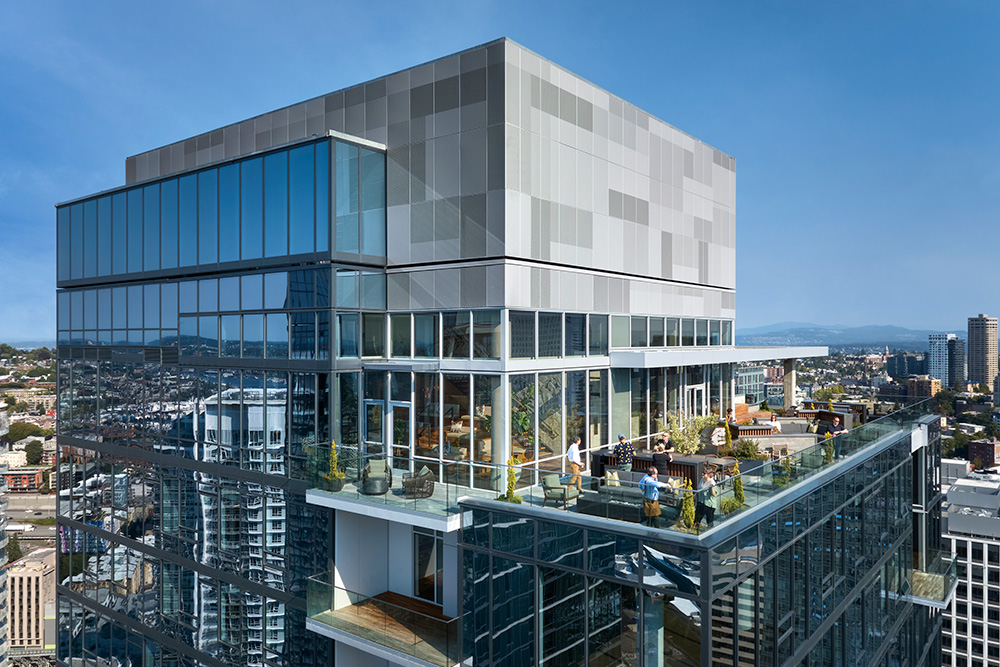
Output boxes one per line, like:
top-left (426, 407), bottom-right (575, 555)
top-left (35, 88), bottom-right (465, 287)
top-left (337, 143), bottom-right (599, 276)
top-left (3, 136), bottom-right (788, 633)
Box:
top-left (442, 311), bottom-right (471, 359)
top-left (631, 316), bottom-right (648, 347)
top-left (360, 148), bottom-right (386, 257)
top-left (510, 311), bottom-right (535, 359)
top-left (218, 163), bottom-right (239, 263)
top-left (391, 314), bottom-right (411, 357)
top-left (199, 279), bottom-right (217, 312)
top-left (537, 373), bottom-right (563, 471)
top-left (265, 271), bottom-right (288, 309)
top-left (338, 313), bottom-right (359, 358)
top-left (696, 319), bottom-right (709, 346)
top-left (220, 315), bottom-right (240, 357)
top-left (219, 276), bottom-right (240, 311)
top-left (650, 317), bottom-right (665, 347)
top-left (611, 316), bottom-right (630, 348)
top-left (589, 370), bottom-right (608, 452)
top-left (267, 313), bottom-right (289, 358)
top-left (666, 318), bottom-right (680, 346)
top-left (414, 373), bottom-right (440, 460)
top-left (289, 144), bottom-right (315, 255)
top-left (243, 314), bottom-right (264, 358)
top-left (179, 175), bottom-right (197, 267)
top-left (241, 274), bottom-right (262, 311)
top-left (710, 319), bottom-right (721, 346)
top-left (241, 157), bottom-right (263, 260)
top-left (291, 312), bottom-right (315, 359)
top-left (441, 374), bottom-right (471, 470)
top-left (288, 269), bottom-right (314, 308)
top-left (564, 314), bottom-right (586, 357)
top-left (127, 189), bottom-right (143, 273)
top-left (198, 169), bottom-right (218, 264)
top-left (143, 184), bottom-right (160, 272)
top-left (113, 192), bottom-right (128, 274)
top-left (336, 269), bottom-right (359, 308)
top-left (539, 313), bottom-right (562, 358)
top-left (511, 374), bottom-right (535, 465)
top-left (589, 315), bottom-right (608, 355)
top-left (362, 313), bottom-right (385, 357)
top-left (335, 142), bottom-right (360, 253)
top-left (414, 313), bottom-right (438, 358)
top-left (681, 319), bottom-right (694, 347)
top-left (264, 151), bottom-right (288, 257)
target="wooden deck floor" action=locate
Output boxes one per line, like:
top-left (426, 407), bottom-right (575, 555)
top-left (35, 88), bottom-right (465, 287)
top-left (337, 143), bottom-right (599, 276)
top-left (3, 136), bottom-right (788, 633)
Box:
top-left (311, 591), bottom-right (457, 667)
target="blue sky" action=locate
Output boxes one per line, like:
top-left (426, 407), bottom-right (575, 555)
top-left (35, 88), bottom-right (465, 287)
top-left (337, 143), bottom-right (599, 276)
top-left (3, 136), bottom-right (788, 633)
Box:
top-left (1, 1), bottom-right (998, 342)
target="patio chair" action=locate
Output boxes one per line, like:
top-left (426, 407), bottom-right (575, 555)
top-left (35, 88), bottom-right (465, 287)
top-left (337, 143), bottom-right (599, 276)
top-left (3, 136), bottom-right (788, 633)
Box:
top-left (541, 474), bottom-right (580, 508)
top-left (361, 459), bottom-right (392, 495)
top-left (403, 466), bottom-right (436, 500)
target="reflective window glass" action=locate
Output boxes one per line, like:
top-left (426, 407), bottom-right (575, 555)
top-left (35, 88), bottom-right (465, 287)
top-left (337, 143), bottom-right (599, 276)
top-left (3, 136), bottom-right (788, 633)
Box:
top-left (391, 314), bottom-right (411, 357)
top-left (199, 316), bottom-right (218, 356)
top-left (362, 313), bottom-right (385, 357)
top-left (179, 175), bottom-right (197, 267)
top-left (143, 184), bottom-right (160, 272)
top-left (414, 313), bottom-right (439, 358)
top-left (143, 284), bottom-right (159, 329)
top-left (710, 320), bottom-right (721, 345)
top-left (160, 180), bottom-right (178, 270)
top-left (241, 158), bottom-right (263, 260)
top-left (589, 315), bottom-right (608, 355)
top-left (696, 319), bottom-right (709, 346)
top-left (57, 206), bottom-right (70, 281)
top-left (112, 287), bottom-right (126, 329)
top-left (97, 196), bottom-right (112, 275)
top-left (289, 144), bottom-right (315, 255)
top-left (243, 314), bottom-right (264, 357)
top-left (179, 281), bottom-right (197, 313)
top-left (317, 311), bottom-right (330, 360)
top-left (650, 317), bottom-right (665, 347)
top-left (442, 311), bottom-right (471, 359)
top-left (336, 269), bottom-right (359, 308)
top-left (291, 312), bottom-right (316, 360)
top-left (70, 203), bottom-right (83, 279)
top-left (160, 283), bottom-right (177, 328)
top-left (339, 313), bottom-right (359, 357)
top-left (199, 279), bottom-right (218, 312)
top-left (473, 310), bottom-right (501, 360)
top-left (220, 315), bottom-right (240, 357)
top-left (361, 272), bottom-right (386, 309)
top-left (266, 313), bottom-right (289, 358)
top-left (611, 316), bottom-right (630, 348)
top-left (112, 193), bottom-right (127, 274)
top-left (630, 316), bottom-right (647, 347)
top-left (57, 291), bottom-right (70, 330)
top-left (360, 148), bottom-right (386, 257)
top-left (97, 289), bottom-right (111, 330)
top-left (219, 277), bottom-right (240, 312)
top-left (681, 319), bottom-right (695, 346)
top-left (264, 272), bottom-right (288, 309)
top-left (241, 274), bottom-right (262, 310)
top-left (127, 285), bottom-right (143, 328)
top-left (288, 270), bottom-right (314, 308)
top-left (510, 311), bottom-right (535, 359)
top-left (666, 318), bottom-right (680, 346)
top-left (218, 164), bottom-right (240, 263)
top-left (264, 151), bottom-right (288, 257)
top-left (316, 140), bottom-right (330, 252)
top-left (564, 314), bottom-right (586, 357)
top-left (335, 142), bottom-right (360, 253)
top-left (538, 313), bottom-right (562, 358)
top-left (83, 199), bottom-right (97, 278)
top-left (83, 289), bottom-right (97, 330)
top-left (723, 321), bottom-right (733, 346)
top-left (127, 189), bottom-right (143, 273)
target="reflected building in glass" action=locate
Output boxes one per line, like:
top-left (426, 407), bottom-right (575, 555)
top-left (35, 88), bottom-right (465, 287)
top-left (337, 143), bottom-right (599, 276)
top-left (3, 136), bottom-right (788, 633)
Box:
top-left (56, 38), bottom-right (950, 666)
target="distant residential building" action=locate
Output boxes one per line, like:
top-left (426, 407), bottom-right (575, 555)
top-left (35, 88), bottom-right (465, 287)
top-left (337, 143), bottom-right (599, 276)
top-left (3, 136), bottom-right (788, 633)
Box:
top-left (0, 451), bottom-right (26, 467)
top-left (7, 548), bottom-right (56, 655)
top-left (929, 334), bottom-right (956, 384)
top-left (968, 314), bottom-right (999, 388)
top-left (948, 337), bottom-right (967, 390)
top-left (3, 467), bottom-right (44, 492)
top-left (907, 375), bottom-right (941, 399)
top-left (735, 365), bottom-right (765, 403)
top-left (887, 351), bottom-right (927, 379)
top-left (969, 437), bottom-right (1000, 469)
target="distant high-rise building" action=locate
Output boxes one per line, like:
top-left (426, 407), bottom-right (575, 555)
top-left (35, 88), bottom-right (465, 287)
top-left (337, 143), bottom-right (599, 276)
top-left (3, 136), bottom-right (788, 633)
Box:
top-left (7, 548), bottom-right (55, 656)
top-left (907, 375), bottom-right (941, 398)
top-left (967, 314), bottom-right (998, 387)
top-left (887, 351), bottom-right (927, 379)
top-left (948, 337), bottom-right (967, 389)
top-left (928, 334), bottom-right (954, 384)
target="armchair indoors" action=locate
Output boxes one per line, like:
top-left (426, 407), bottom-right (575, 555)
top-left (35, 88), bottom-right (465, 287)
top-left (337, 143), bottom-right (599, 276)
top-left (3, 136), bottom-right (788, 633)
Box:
top-left (361, 459), bottom-right (392, 495)
top-left (541, 474), bottom-right (580, 508)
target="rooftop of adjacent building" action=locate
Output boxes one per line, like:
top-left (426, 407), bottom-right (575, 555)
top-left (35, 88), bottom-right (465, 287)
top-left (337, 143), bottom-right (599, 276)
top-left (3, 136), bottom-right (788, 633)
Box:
top-left (8, 548), bottom-right (55, 574)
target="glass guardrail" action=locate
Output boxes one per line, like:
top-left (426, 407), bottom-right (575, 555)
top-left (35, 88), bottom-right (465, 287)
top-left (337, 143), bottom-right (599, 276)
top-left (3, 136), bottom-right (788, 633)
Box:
top-left (910, 550), bottom-right (959, 607)
top-left (307, 572), bottom-right (462, 667)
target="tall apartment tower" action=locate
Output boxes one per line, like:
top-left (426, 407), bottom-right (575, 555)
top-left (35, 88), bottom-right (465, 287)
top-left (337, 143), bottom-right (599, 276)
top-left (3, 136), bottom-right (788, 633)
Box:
top-left (7, 548), bottom-right (55, 656)
top-left (949, 337), bottom-right (967, 390)
top-left (929, 333), bottom-right (963, 388)
top-left (56, 38), bottom-right (951, 666)
top-left (968, 314), bottom-right (998, 387)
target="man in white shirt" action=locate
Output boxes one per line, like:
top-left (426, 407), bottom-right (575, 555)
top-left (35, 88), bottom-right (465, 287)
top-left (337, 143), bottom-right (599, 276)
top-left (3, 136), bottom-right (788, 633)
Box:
top-left (567, 436), bottom-right (583, 490)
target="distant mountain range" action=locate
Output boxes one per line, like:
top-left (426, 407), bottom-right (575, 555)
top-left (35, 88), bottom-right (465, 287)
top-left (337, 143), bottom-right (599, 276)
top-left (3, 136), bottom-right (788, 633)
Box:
top-left (736, 323), bottom-right (964, 348)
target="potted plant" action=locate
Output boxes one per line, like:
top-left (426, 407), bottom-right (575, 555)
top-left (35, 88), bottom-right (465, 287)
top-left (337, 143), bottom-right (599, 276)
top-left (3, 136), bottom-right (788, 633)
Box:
top-left (321, 439), bottom-right (346, 492)
top-left (497, 456), bottom-right (522, 504)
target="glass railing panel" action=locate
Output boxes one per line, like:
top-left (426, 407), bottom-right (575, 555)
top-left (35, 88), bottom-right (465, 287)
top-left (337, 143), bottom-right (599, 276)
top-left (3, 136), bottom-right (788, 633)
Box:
top-left (909, 551), bottom-right (959, 607)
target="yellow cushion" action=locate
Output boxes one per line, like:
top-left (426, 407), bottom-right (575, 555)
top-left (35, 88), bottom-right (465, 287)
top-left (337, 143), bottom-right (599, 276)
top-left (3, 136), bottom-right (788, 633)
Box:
top-left (605, 471), bottom-right (620, 487)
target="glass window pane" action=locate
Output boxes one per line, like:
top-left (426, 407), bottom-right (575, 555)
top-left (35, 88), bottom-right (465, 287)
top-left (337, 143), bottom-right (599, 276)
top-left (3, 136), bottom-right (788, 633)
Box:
top-left (221, 315), bottom-right (241, 357)
top-left (414, 313), bottom-right (439, 358)
top-left (473, 310), bottom-right (501, 360)
top-left (589, 315), bottom-right (608, 356)
top-left (127, 189), bottom-right (143, 273)
top-left (83, 199), bottom-right (97, 278)
top-left (510, 374), bottom-right (535, 464)
top-left (218, 164), bottom-right (239, 263)
top-left (696, 319), bottom-right (709, 346)
top-left (442, 311), bottom-right (471, 359)
top-left (57, 291), bottom-right (70, 330)
top-left (361, 271), bottom-right (386, 309)
top-left (144, 284), bottom-right (159, 329)
top-left (161, 283), bottom-right (178, 329)
top-left (631, 369), bottom-right (648, 442)
top-left (70, 203), bottom-right (83, 279)
top-left (335, 142), bottom-right (359, 253)
top-left (199, 315), bottom-right (218, 356)
top-left (264, 151), bottom-right (288, 257)
top-left (391, 314), bottom-right (411, 357)
top-left (473, 375), bottom-right (500, 466)
top-left (316, 140), bottom-right (330, 252)
top-left (510, 311), bottom-right (535, 359)
top-left (414, 373), bottom-right (440, 458)
top-left (112, 287), bottom-right (126, 329)
top-left (538, 373), bottom-right (563, 469)
top-left (70, 290), bottom-right (82, 330)
top-left (112, 193), bottom-right (127, 274)
top-left (179, 175), bottom-right (198, 267)
top-left (723, 320), bottom-right (733, 346)
top-left (266, 313), bottom-right (289, 358)
top-left (241, 157), bottom-right (263, 260)
top-left (336, 269), bottom-right (359, 308)
top-left (681, 319), bottom-right (695, 346)
top-left (264, 272), bottom-right (288, 309)
top-left (538, 313), bottom-right (562, 358)
top-left (199, 279), bottom-right (218, 312)
top-left (219, 277), bottom-right (239, 312)
top-left (710, 320), bottom-right (721, 345)
top-left (143, 184), bottom-right (160, 272)
top-left (630, 316), bottom-right (647, 347)
top-left (339, 313), bottom-right (359, 358)
top-left (57, 206), bottom-right (70, 281)
top-left (83, 289), bottom-right (96, 330)
top-left (564, 314), bottom-right (586, 357)
top-left (97, 196), bottom-right (113, 275)
top-left (289, 144), bottom-right (315, 255)
top-left (291, 312), bottom-right (315, 359)
top-left (160, 181), bottom-right (178, 270)
top-left (97, 289), bottom-right (111, 330)
top-left (442, 374), bottom-right (471, 462)
top-left (362, 313), bottom-right (385, 357)
top-left (288, 269), bottom-right (314, 308)
top-left (243, 314), bottom-right (264, 357)
top-left (650, 317), bottom-right (665, 347)
top-left (318, 310), bottom-right (330, 359)
top-left (360, 148), bottom-right (386, 257)
top-left (666, 318), bottom-right (680, 346)
top-left (128, 285), bottom-right (143, 328)
top-left (611, 316), bottom-right (629, 348)
top-left (241, 274), bottom-right (262, 311)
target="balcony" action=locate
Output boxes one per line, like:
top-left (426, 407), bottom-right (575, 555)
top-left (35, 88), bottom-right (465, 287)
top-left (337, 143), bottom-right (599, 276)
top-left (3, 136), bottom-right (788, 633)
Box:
top-left (307, 573), bottom-right (462, 667)
top-left (907, 550), bottom-right (959, 609)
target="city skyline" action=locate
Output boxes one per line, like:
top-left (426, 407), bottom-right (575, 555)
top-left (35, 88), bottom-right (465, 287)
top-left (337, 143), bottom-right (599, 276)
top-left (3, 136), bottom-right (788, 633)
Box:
top-left (3, 1), bottom-right (1000, 341)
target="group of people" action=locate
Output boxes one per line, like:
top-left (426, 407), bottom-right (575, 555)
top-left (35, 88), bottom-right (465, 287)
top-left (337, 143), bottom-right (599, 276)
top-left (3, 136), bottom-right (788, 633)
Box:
top-left (637, 460), bottom-right (719, 529)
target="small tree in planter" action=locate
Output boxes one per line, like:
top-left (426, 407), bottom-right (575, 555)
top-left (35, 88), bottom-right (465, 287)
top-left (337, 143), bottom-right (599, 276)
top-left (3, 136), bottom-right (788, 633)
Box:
top-left (321, 439), bottom-right (346, 492)
top-left (732, 461), bottom-right (744, 505)
top-left (823, 432), bottom-right (835, 464)
top-left (497, 457), bottom-right (522, 504)
top-left (680, 478), bottom-right (695, 529)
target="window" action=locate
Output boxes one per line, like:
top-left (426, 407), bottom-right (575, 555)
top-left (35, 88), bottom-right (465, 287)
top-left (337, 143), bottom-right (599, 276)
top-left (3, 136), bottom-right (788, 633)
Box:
top-left (510, 311), bottom-right (535, 359)
top-left (564, 314), bottom-right (586, 357)
top-left (391, 314), bottom-right (411, 357)
top-left (414, 313), bottom-right (439, 358)
top-left (611, 316), bottom-right (630, 348)
top-left (538, 313), bottom-right (562, 357)
top-left (473, 310), bottom-right (501, 359)
top-left (630, 316), bottom-right (647, 347)
top-left (338, 314), bottom-right (359, 357)
top-left (362, 313), bottom-right (385, 357)
top-left (442, 311), bottom-right (471, 359)
top-left (649, 317), bottom-right (664, 347)
top-left (588, 315), bottom-right (608, 355)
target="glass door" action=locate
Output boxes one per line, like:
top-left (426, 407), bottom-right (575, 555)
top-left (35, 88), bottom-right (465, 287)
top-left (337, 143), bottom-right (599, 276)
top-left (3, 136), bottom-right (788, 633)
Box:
top-left (390, 403), bottom-right (412, 473)
top-left (685, 385), bottom-right (706, 420)
top-left (363, 400), bottom-right (384, 458)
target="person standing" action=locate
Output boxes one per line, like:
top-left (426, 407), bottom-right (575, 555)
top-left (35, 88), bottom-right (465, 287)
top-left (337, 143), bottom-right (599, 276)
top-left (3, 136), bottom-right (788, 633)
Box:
top-left (566, 436), bottom-right (583, 490)
top-left (652, 438), bottom-right (673, 476)
top-left (639, 466), bottom-right (669, 528)
top-left (613, 434), bottom-right (635, 472)
top-left (694, 468), bottom-right (718, 528)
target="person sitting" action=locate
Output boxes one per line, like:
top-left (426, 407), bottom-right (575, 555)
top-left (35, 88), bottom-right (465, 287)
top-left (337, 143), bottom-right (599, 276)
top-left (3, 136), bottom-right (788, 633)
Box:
top-left (769, 413), bottom-right (782, 433)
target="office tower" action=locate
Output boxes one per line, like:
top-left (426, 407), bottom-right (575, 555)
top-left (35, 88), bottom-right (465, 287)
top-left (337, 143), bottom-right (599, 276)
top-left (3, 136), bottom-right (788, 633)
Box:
top-left (968, 314), bottom-right (998, 387)
top-left (56, 38), bottom-right (949, 666)
top-left (7, 548), bottom-right (55, 656)
top-left (949, 337), bottom-right (967, 390)
top-left (929, 333), bottom-right (955, 384)
top-left (942, 470), bottom-right (1000, 666)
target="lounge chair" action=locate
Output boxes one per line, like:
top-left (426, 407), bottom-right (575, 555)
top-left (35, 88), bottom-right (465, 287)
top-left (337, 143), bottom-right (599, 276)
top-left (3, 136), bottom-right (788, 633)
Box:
top-left (361, 459), bottom-right (392, 495)
top-left (541, 473), bottom-right (580, 508)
